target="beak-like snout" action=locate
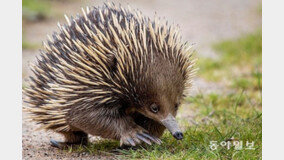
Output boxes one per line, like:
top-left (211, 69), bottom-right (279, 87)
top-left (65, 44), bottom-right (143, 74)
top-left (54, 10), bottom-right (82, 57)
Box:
top-left (173, 132), bottom-right (183, 140)
top-left (161, 114), bottom-right (183, 140)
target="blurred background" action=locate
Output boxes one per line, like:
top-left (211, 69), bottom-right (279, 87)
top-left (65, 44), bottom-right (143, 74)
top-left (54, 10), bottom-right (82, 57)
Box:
top-left (23, 0), bottom-right (262, 159)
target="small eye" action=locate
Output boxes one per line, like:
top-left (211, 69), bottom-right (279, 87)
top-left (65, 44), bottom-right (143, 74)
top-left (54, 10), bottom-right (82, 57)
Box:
top-left (175, 104), bottom-right (179, 110)
top-left (150, 103), bottom-right (159, 113)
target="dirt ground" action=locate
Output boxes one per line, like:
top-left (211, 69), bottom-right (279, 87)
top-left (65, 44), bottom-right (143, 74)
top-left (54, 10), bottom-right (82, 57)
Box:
top-left (22, 0), bottom-right (261, 159)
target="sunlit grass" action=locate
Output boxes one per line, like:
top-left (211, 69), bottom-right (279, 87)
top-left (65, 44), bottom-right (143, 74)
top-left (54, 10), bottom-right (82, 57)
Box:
top-left (213, 31), bottom-right (262, 66)
top-left (198, 31), bottom-right (262, 83)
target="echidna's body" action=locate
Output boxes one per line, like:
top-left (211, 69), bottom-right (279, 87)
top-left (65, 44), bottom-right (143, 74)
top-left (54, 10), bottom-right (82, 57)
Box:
top-left (24, 3), bottom-right (196, 147)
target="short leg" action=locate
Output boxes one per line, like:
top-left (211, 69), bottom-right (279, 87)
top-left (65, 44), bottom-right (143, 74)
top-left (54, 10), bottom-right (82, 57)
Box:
top-left (108, 116), bottom-right (162, 146)
top-left (67, 107), bottom-right (161, 147)
top-left (132, 112), bottom-right (166, 138)
top-left (50, 131), bottom-right (88, 149)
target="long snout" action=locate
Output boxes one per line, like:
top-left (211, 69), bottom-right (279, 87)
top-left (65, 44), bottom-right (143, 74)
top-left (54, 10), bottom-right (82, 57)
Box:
top-left (161, 114), bottom-right (183, 140)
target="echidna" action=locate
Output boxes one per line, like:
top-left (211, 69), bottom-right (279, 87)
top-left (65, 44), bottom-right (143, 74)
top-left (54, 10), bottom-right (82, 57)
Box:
top-left (24, 3), bottom-right (196, 148)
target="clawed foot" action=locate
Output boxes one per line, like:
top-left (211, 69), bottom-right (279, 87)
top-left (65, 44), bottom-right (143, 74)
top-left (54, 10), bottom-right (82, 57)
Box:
top-left (120, 128), bottom-right (162, 146)
top-left (50, 139), bottom-right (87, 149)
top-left (50, 139), bottom-right (67, 149)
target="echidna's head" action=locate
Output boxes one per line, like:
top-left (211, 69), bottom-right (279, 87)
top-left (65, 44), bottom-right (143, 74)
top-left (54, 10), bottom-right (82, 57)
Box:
top-left (131, 55), bottom-right (187, 140)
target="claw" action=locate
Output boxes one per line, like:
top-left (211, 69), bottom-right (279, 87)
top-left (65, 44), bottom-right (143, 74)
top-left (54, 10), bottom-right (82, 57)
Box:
top-left (141, 132), bottom-right (162, 145)
top-left (50, 139), bottom-right (59, 148)
top-left (120, 139), bottom-right (130, 146)
top-left (133, 137), bottom-right (141, 144)
top-left (127, 138), bottom-right (136, 146)
top-left (136, 134), bottom-right (152, 145)
top-left (50, 139), bottom-right (65, 149)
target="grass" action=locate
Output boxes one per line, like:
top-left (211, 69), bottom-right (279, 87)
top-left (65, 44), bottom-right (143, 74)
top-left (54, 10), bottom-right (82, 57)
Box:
top-left (198, 31), bottom-right (262, 83)
top-left (23, 0), bottom-right (51, 21)
top-left (63, 31), bottom-right (262, 159)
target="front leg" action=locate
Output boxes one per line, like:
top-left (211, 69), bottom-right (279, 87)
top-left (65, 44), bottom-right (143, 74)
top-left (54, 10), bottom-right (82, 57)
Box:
top-left (132, 112), bottom-right (166, 138)
top-left (118, 118), bottom-right (162, 146)
top-left (68, 107), bottom-right (161, 146)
